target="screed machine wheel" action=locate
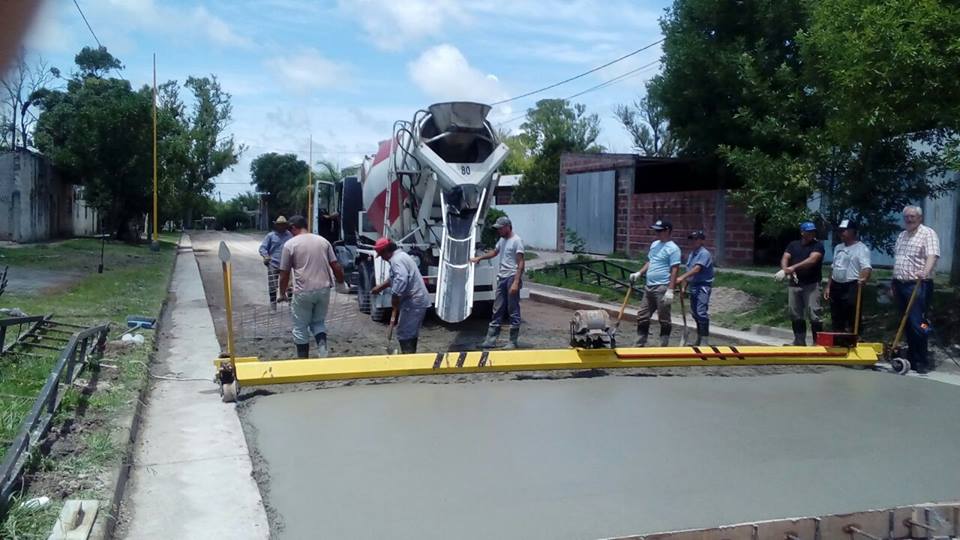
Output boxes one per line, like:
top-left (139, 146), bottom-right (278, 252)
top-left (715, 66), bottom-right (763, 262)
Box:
top-left (891, 357), bottom-right (911, 375)
top-left (220, 381), bottom-right (238, 403)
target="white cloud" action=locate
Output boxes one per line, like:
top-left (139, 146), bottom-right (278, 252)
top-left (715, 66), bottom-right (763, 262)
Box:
top-left (190, 6), bottom-right (253, 48)
top-left (408, 44), bottom-right (509, 107)
top-left (337, 0), bottom-right (467, 51)
top-left (266, 49), bottom-right (350, 92)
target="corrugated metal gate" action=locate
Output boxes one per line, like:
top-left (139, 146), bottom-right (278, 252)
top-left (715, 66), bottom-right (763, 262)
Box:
top-left (564, 171), bottom-right (616, 254)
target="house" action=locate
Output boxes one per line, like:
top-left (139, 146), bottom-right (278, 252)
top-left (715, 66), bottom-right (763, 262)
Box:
top-left (0, 149), bottom-right (99, 243)
top-left (495, 174), bottom-right (521, 205)
top-left (559, 153), bottom-right (756, 265)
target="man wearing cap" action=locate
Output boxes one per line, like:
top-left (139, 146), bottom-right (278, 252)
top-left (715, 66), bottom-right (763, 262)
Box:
top-left (370, 239), bottom-right (430, 353)
top-left (471, 216), bottom-right (525, 349)
top-left (824, 220), bottom-right (872, 333)
top-left (259, 216), bottom-right (292, 311)
top-left (776, 221), bottom-right (825, 345)
top-left (278, 215), bottom-right (348, 358)
top-left (677, 230), bottom-right (714, 346)
top-left (629, 219), bottom-right (681, 347)
top-left (891, 205), bottom-right (940, 373)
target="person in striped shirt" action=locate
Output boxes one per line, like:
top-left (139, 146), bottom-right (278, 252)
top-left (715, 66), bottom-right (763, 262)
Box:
top-left (891, 205), bottom-right (940, 373)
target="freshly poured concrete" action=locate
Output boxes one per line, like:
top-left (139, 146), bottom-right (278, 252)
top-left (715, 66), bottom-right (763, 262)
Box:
top-left (246, 371), bottom-right (960, 539)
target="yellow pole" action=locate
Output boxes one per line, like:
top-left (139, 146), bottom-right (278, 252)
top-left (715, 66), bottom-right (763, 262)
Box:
top-left (222, 261), bottom-right (236, 361)
top-left (151, 53), bottom-right (159, 250)
top-left (306, 135), bottom-right (313, 232)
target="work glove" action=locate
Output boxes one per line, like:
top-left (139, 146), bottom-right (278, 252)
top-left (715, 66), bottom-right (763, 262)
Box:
top-left (335, 281), bottom-right (350, 294)
top-left (629, 271), bottom-right (643, 283)
top-left (663, 288), bottom-right (674, 305)
top-left (262, 257), bottom-right (271, 267)
top-left (774, 269), bottom-right (786, 282)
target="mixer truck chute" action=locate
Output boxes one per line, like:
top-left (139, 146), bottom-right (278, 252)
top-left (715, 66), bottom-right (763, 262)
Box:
top-left (340, 102), bottom-right (511, 324)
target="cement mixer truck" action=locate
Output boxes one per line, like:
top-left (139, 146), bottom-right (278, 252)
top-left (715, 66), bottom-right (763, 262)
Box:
top-left (316, 102), bottom-right (512, 323)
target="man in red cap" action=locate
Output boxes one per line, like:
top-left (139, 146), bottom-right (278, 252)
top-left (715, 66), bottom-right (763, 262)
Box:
top-left (370, 238), bottom-right (430, 353)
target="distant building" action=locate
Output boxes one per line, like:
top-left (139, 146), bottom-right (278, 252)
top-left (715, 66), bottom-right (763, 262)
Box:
top-left (495, 174), bottom-right (521, 205)
top-left (0, 149), bottom-right (99, 243)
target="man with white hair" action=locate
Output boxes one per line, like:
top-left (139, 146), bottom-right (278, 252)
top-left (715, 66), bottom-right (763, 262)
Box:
top-left (892, 205), bottom-right (940, 373)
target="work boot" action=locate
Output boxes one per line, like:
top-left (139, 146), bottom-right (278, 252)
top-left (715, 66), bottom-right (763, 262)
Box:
top-left (314, 333), bottom-right (328, 358)
top-left (398, 338), bottom-right (417, 354)
top-left (634, 322), bottom-right (650, 347)
top-left (787, 320), bottom-right (806, 346)
top-left (481, 326), bottom-right (500, 348)
top-left (504, 327), bottom-right (520, 349)
top-left (659, 322), bottom-right (672, 347)
top-left (296, 343), bottom-right (309, 359)
top-left (694, 321), bottom-right (709, 347)
top-left (810, 322), bottom-right (823, 345)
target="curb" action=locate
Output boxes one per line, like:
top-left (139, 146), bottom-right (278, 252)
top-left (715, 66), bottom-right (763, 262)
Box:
top-left (91, 234), bottom-right (182, 540)
top-left (527, 286), bottom-right (783, 346)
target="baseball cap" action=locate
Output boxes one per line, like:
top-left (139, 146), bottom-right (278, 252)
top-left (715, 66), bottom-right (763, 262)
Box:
top-left (650, 219), bottom-right (672, 231)
top-left (491, 216), bottom-right (512, 229)
top-left (274, 215), bottom-right (287, 224)
top-left (373, 237), bottom-right (392, 256)
top-left (688, 229), bottom-right (706, 240)
top-left (799, 221), bottom-right (817, 232)
top-left (838, 219), bottom-right (859, 230)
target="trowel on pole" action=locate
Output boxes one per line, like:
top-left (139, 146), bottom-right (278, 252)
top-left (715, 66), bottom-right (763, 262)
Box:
top-left (386, 307), bottom-right (398, 355)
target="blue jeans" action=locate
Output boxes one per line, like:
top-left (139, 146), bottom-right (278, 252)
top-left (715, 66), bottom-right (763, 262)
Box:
top-left (490, 275), bottom-right (521, 329)
top-left (688, 284), bottom-right (711, 324)
top-left (290, 288), bottom-right (331, 345)
top-left (892, 279), bottom-right (934, 370)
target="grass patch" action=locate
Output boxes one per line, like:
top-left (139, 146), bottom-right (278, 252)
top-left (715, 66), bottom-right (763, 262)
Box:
top-left (1, 236), bottom-right (177, 535)
top-left (524, 251), bottom-right (539, 261)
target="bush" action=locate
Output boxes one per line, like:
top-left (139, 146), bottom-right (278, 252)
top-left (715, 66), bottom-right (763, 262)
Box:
top-left (482, 208), bottom-right (508, 248)
top-left (565, 228), bottom-right (586, 254)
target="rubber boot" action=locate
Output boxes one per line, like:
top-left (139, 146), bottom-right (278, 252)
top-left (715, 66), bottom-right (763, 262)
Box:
top-left (504, 327), bottom-right (520, 349)
top-left (810, 322), bottom-right (823, 346)
top-left (659, 322), bottom-right (672, 347)
top-left (481, 326), bottom-right (500, 348)
top-left (314, 332), bottom-right (328, 358)
top-left (787, 320), bottom-right (806, 346)
top-left (694, 321), bottom-right (709, 347)
top-left (634, 322), bottom-right (650, 347)
top-left (296, 343), bottom-right (309, 359)
top-left (398, 338), bottom-right (417, 354)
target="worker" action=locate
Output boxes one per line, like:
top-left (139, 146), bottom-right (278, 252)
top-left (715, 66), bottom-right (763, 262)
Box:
top-left (891, 205), bottom-right (940, 373)
top-left (630, 219), bottom-right (680, 347)
top-left (370, 239), bottom-right (430, 354)
top-left (278, 215), bottom-right (347, 359)
top-left (824, 220), bottom-right (872, 333)
top-left (775, 221), bottom-right (825, 346)
top-left (677, 229), bottom-right (714, 346)
top-left (471, 216), bottom-right (525, 349)
top-left (259, 216), bottom-right (292, 311)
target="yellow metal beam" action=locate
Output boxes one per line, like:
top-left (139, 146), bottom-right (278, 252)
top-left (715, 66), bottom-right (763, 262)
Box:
top-left (224, 344), bottom-right (880, 387)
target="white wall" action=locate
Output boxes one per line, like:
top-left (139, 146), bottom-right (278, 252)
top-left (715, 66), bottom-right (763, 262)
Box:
top-left (492, 203), bottom-right (558, 250)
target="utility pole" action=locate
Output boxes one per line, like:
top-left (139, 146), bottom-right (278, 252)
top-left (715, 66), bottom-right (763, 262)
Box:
top-left (150, 53), bottom-right (159, 252)
top-left (306, 135), bottom-right (313, 232)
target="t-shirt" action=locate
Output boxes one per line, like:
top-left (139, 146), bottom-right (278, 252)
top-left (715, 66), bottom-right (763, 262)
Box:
top-left (685, 246), bottom-right (715, 285)
top-left (279, 233), bottom-right (337, 293)
top-left (495, 234), bottom-right (524, 279)
top-left (646, 240), bottom-right (681, 286)
top-left (784, 239), bottom-right (825, 286)
top-left (389, 251), bottom-right (431, 308)
top-left (831, 241), bottom-right (872, 283)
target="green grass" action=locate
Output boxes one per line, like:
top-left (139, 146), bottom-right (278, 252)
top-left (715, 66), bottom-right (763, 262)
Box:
top-left (524, 251), bottom-right (539, 261)
top-left (1, 236), bottom-right (177, 535)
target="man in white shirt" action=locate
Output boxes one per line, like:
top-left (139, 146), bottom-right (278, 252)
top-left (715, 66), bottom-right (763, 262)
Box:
top-left (891, 205), bottom-right (940, 373)
top-left (824, 220), bottom-right (871, 333)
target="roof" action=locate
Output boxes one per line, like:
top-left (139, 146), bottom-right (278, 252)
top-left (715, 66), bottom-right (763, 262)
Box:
top-left (498, 174), bottom-right (522, 187)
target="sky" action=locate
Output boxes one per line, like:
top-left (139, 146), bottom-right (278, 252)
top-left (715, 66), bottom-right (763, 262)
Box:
top-left (22, 0), bottom-right (670, 199)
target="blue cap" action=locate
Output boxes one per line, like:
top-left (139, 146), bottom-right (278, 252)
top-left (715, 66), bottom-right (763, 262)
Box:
top-left (800, 221), bottom-right (817, 232)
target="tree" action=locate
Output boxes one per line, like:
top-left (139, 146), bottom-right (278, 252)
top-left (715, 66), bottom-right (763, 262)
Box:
top-left (496, 129), bottom-right (532, 176)
top-left (512, 99), bottom-right (602, 203)
top-left (0, 51), bottom-right (59, 149)
top-left (615, 96), bottom-right (683, 157)
top-left (74, 46), bottom-right (122, 78)
top-left (250, 152), bottom-right (310, 218)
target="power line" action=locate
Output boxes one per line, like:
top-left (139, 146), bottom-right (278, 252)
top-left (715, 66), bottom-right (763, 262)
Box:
top-left (72, 0), bottom-right (102, 48)
top-left (491, 39), bottom-right (664, 106)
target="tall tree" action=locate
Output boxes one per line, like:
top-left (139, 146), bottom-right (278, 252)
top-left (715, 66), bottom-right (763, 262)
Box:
top-left (615, 96), bottom-right (683, 157)
top-left (512, 99), bottom-right (602, 203)
top-left (250, 152), bottom-right (310, 218)
top-left (496, 129), bottom-right (532, 176)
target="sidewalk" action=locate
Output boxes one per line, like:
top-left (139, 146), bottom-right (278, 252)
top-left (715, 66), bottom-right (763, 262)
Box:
top-left (118, 236), bottom-right (268, 539)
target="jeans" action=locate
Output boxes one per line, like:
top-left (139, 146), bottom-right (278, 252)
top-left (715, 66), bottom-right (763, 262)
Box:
top-left (892, 279), bottom-right (934, 370)
top-left (688, 284), bottom-right (711, 324)
top-left (490, 275), bottom-right (521, 329)
top-left (829, 281), bottom-right (859, 333)
top-left (396, 304), bottom-right (427, 340)
top-left (290, 288), bottom-right (331, 345)
top-left (788, 282), bottom-right (823, 323)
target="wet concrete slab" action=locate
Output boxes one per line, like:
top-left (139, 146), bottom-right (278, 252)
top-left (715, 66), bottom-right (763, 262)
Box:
top-left (245, 371), bottom-right (960, 539)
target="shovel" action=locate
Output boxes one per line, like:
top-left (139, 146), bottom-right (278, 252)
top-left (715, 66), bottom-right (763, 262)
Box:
top-left (385, 307), bottom-right (398, 355)
top-left (678, 286), bottom-right (689, 346)
top-left (853, 280), bottom-right (863, 336)
top-left (890, 278), bottom-right (922, 357)
top-left (613, 285), bottom-right (634, 335)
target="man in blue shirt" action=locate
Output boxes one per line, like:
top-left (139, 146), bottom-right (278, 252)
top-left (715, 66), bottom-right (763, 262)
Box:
top-left (630, 219), bottom-right (681, 347)
top-left (677, 230), bottom-right (715, 346)
top-left (258, 216), bottom-right (292, 311)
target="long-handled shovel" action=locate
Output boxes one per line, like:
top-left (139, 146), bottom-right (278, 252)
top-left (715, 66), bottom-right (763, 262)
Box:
top-left (386, 307), bottom-right (398, 355)
top-left (890, 278), bottom-right (922, 356)
top-left (853, 281), bottom-right (864, 336)
top-left (679, 286), bottom-right (689, 346)
top-left (613, 285), bottom-right (633, 335)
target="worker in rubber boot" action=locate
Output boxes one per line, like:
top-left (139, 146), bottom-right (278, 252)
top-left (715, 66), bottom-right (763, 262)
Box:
top-left (775, 221), bottom-right (825, 345)
top-left (370, 238), bottom-right (430, 354)
top-left (471, 216), bottom-right (524, 349)
top-left (278, 215), bottom-right (347, 359)
top-left (259, 216), bottom-right (292, 311)
top-left (824, 220), bottom-right (872, 333)
top-left (630, 219), bottom-right (680, 347)
top-left (891, 205), bottom-right (940, 373)
top-left (677, 230), bottom-right (714, 346)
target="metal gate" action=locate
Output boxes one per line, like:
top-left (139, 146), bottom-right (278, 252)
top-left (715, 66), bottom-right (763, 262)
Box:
top-left (564, 171), bottom-right (616, 254)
